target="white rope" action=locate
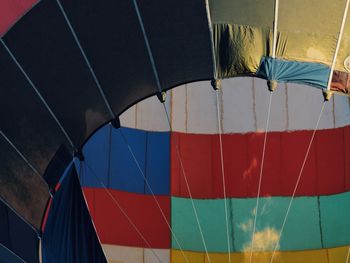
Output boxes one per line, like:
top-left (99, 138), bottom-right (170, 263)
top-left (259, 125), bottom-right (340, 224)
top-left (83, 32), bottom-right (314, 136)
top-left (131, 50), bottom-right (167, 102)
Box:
top-left (272, 0), bottom-right (279, 58)
top-left (82, 160), bottom-right (163, 263)
top-left (270, 102), bottom-right (325, 263)
top-left (327, 0), bottom-right (350, 91)
top-left (0, 38), bottom-right (75, 150)
top-left (346, 247), bottom-right (350, 263)
top-left (127, 3), bottom-right (205, 257)
top-left (161, 103), bottom-right (212, 263)
top-left (132, 0), bottom-right (162, 94)
top-left (249, 91), bottom-right (273, 263)
top-left (127, 7), bottom-right (204, 257)
top-left (55, 0), bottom-right (115, 119)
top-left (118, 127), bottom-right (189, 263)
top-left (215, 90), bottom-right (231, 262)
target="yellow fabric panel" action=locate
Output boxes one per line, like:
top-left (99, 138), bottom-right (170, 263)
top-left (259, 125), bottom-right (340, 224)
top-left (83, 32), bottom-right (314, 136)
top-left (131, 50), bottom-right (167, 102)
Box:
top-left (278, 0), bottom-right (347, 71)
top-left (328, 246), bottom-right (350, 262)
top-left (209, 0), bottom-right (274, 27)
top-left (210, 0), bottom-right (350, 74)
top-left (172, 247), bottom-right (349, 263)
top-left (172, 250), bottom-right (205, 263)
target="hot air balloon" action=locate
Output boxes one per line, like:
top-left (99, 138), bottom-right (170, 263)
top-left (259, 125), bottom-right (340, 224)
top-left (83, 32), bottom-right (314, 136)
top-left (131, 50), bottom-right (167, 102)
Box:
top-left (0, 0), bottom-right (350, 262)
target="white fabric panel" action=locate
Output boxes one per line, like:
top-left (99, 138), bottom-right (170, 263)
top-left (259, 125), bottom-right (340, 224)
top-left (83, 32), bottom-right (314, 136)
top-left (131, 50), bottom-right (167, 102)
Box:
top-left (254, 79), bottom-right (288, 131)
top-left (119, 78), bottom-right (350, 133)
top-left (334, 94), bottom-right (350, 128)
top-left (222, 78), bottom-right (256, 133)
top-left (171, 85), bottom-right (187, 132)
top-left (120, 105), bottom-right (137, 129)
top-left (144, 248), bottom-right (170, 263)
top-left (102, 244), bottom-right (169, 263)
top-left (287, 83), bottom-right (334, 130)
top-left (186, 81), bottom-right (217, 133)
top-left (102, 244), bottom-right (143, 263)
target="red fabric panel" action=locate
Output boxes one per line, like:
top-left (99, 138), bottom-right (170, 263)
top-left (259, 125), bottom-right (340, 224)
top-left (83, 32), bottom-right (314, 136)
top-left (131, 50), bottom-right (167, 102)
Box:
top-left (171, 126), bottom-right (350, 198)
top-left (83, 187), bottom-right (170, 248)
top-left (0, 0), bottom-right (37, 36)
top-left (344, 126), bottom-right (350, 190)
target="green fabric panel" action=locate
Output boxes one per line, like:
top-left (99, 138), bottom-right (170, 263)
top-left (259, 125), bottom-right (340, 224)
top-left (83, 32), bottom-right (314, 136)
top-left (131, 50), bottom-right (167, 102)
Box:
top-left (171, 197), bottom-right (233, 252)
top-left (232, 197), bottom-right (322, 252)
top-left (172, 196), bottom-right (322, 252)
top-left (320, 191), bottom-right (350, 247)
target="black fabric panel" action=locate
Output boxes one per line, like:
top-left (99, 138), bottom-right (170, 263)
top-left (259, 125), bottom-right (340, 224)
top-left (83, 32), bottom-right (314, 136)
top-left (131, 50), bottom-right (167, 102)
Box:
top-left (43, 144), bottom-right (71, 193)
top-left (137, 0), bottom-right (213, 89)
top-left (7, 211), bottom-right (39, 263)
top-left (0, 44), bottom-right (72, 175)
top-left (0, 204), bottom-right (11, 247)
top-left (3, 0), bottom-right (111, 146)
top-left (57, 0), bottom-right (159, 116)
top-left (0, 0), bottom-right (213, 231)
top-left (0, 244), bottom-right (24, 263)
top-left (0, 199), bottom-right (39, 263)
top-left (0, 136), bottom-right (49, 229)
top-left (42, 165), bottom-right (106, 263)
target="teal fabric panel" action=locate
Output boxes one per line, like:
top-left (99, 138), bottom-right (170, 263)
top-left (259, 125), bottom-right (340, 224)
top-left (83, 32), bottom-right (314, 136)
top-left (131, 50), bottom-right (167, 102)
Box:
top-left (257, 57), bottom-right (330, 89)
top-left (172, 196), bottom-right (322, 252)
top-left (232, 197), bottom-right (322, 252)
top-left (171, 197), bottom-right (233, 252)
top-left (320, 191), bottom-right (350, 247)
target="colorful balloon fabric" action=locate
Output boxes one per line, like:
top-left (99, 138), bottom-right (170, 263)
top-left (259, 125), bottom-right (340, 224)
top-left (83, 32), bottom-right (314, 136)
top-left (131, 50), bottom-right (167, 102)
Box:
top-left (0, 0), bottom-right (350, 262)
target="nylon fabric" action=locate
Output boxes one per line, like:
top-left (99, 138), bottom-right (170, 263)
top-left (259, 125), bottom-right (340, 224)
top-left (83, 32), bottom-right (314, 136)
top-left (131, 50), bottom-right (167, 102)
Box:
top-left (210, 0), bottom-right (350, 94)
top-left (171, 246), bottom-right (349, 263)
top-left (0, 200), bottom-right (39, 263)
top-left (42, 166), bottom-right (107, 263)
top-left (83, 187), bottom-right (170, 248)
top-left (0, 0), bottom-right (37, 36)
top-left (171, 191), bottom-right (350, 252)
top-left (171, 127), bottom-right (350, 198)
top-left (257, 57), bottom-right (330, 88)
top-left (77, 127), bottom-right (170, 195)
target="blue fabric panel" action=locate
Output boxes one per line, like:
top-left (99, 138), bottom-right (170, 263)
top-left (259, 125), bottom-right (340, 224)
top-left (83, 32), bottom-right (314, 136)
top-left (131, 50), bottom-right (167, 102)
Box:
top-left (0, 200), bottom-right (39, 263)
top-left (257, 57), bottom-right (330, 89)
top-left (145, 132), bottom-right (170, 195)
top-left (79, 125), bottom-right (170, 195)
top-left (80, 125), bottom-right (110, 187)
top-left (42, 166), bottom-right (106, 263)
top-left (109, 127), bottom-right (147, 193)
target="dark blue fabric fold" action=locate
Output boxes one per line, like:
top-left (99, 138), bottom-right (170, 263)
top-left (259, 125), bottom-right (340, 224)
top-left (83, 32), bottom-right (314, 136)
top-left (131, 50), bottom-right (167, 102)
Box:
top-left (42, 165), bottom-right (107, 263)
